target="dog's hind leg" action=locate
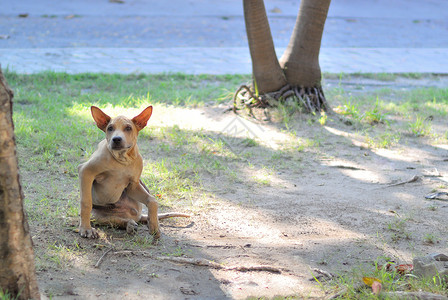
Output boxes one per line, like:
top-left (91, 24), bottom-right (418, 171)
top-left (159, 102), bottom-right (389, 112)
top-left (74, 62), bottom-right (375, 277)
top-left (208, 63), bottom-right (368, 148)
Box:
top-left (91, 191), bottom-right (143, 234)
top-left (91, 213), bottom-right (139, 235)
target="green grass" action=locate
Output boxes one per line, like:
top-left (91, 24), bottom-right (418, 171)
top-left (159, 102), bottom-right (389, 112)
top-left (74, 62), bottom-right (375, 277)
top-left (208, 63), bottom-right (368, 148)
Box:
top-left (423, 233), bottom-right (439, 245)
top-left (408, 116), bottom-right (432, 137)
top-left (329, 81), bottom-right (448, 148)
top-left (361, 97), bottom-right (389, 125)
top-left (386, 216), bottom-right (412, 242)
top-left (365, 131), bottom-right (401, 148)
top-left (0, 290), bottom-right (17, 300)
top-left (326, 257), bottom-right (448, 299)
top-left (7, 71), bottom-right (249, 176)
top-left (334, 96), bottom-right (389, 126)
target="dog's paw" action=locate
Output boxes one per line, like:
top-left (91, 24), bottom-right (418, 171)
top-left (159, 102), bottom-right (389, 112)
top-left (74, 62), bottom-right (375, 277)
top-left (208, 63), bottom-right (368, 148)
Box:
top-left (126, 220), bottom-right (138, 235)
top-left (79, 226), bottom-right (99, 239)
top-left (148, 223), bottom-right (161, 239)
top-left (152, 229), bottom-right (161, 239)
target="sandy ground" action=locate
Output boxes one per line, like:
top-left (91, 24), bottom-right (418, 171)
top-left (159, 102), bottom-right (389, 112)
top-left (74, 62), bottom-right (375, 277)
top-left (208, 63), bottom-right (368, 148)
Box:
top-left (24, 79), bottom-right (448, 299)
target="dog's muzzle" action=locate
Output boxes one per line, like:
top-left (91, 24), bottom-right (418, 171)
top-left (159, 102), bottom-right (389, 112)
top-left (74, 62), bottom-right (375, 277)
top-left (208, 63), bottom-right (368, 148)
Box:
top-left (111, 136), bottom-right (123, 149)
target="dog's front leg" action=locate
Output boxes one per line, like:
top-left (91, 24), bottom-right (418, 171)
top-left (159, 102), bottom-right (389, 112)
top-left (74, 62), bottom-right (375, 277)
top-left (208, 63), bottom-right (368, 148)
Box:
top-left (78, 165), bottom-right (99, 239)
top-left (127, 182), bottom-right (160, 239)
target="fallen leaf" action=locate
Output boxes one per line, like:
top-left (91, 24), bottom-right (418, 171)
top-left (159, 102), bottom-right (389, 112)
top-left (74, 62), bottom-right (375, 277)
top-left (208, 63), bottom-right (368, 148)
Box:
top-left (363, 277), bottom-right (381, 287)
top-left (372, 280), bottom-right (382, 295)
top-left (396, 264), bottom-right (413, 274)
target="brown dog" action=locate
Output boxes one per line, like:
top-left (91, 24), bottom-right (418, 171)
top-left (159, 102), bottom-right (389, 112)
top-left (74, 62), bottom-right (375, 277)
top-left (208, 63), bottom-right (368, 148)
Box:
top-left (78, 106), bottom-right (160, 239)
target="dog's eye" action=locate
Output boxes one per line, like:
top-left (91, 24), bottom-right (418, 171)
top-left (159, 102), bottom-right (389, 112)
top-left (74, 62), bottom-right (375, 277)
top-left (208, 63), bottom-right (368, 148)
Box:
top-left (125, 126), bottom-right (132, 131)
top-left (107, 126), bottom-right (114, 132)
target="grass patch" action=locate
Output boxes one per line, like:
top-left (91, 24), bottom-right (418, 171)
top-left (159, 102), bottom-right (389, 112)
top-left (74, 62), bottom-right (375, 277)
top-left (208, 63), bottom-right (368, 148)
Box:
top-left (7, 71), bottom-right (249, 174)
top-left (0, 290), bottom-right (17, 300)
top-left (386, 216), bottom-right (412, 242)
top-left (408, 116), bottom-right (433, 137)
top-left (326, 257), bottom-right (448, 299)
top-left (365, 131), bottom-right (401, 148)
top-left (330, 79), bottom-right (448, 148)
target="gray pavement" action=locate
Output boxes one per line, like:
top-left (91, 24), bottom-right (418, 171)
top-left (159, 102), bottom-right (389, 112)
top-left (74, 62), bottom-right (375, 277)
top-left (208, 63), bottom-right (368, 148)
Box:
top-left (1, 0), bottom-right (448, 74)
top-left (3, 47), bottom-right (448, 75)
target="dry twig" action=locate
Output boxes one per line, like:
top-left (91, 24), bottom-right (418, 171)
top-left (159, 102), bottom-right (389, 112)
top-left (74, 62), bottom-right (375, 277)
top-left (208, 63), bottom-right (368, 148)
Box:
top-left (312, 268), bottom-right (335, 279)
top-left (158, 213), bottom-right (190, 220)
top-left (330, 165), bottom-right (364, 171)
top-left (158, 256), bottom-right (282, 274)
top-left (385, 175), bottom-right (420, 188)
top-left (94, 247), bottom-right (113, 268)
top-left (110, 250), bottom-right (282, 274)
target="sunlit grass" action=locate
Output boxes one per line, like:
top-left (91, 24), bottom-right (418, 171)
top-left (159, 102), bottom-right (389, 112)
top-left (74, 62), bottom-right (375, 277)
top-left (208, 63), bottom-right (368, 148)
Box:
top-left (325, 256), bottom-right (448, 299)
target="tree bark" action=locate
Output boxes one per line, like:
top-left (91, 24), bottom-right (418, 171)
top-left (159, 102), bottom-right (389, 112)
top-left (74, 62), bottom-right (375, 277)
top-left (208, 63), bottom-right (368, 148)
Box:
top-left (0, 68), bottom-right (40, 299)
top-left (237, 0), bottom-right (331, 113)
top-left (243, 0), bottom-right (287, 93)
top-left (279, 0), bottom-right (331, 87)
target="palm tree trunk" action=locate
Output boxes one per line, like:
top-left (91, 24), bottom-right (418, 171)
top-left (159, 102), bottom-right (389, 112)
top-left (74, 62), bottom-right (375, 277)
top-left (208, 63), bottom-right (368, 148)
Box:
top-left (243, 0), bottom-right (287, 93)
top-left (279, 0), bottom-right (331, 88)
top-left (0, 68), bottom-right (40, 300)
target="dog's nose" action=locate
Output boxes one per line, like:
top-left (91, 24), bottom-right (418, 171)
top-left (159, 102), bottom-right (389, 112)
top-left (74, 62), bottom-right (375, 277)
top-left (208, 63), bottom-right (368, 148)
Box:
top-left (112, 136), bottom-right (122, 144)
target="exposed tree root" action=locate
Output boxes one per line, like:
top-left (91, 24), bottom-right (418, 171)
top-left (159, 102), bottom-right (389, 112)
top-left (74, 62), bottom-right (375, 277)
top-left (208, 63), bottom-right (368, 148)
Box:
top-left (107, 250), bottom-right (282, 274)
top-left (157, 256), bottom-right (282, 274)
top-left (233, 84), bottom-right (329, 115)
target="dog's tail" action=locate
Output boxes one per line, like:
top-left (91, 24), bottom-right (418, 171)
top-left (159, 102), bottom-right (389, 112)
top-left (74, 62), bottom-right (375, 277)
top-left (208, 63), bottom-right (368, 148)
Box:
top-left (139, 179), bottom-right (151, 193)
top-left (139, 213), bottom-right (190, 222)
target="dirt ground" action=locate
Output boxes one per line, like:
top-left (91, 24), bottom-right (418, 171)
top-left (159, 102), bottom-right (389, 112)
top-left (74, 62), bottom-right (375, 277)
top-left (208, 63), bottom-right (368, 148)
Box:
top-left (24, 77), bottom-right (448, 299)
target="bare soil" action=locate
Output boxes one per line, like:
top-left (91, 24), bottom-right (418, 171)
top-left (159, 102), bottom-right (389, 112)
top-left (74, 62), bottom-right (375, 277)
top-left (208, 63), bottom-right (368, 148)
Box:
top-left (24, 78), bottom-right (448, 299)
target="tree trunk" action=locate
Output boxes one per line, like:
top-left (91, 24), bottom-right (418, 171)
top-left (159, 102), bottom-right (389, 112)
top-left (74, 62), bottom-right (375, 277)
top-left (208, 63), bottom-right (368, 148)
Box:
top-left (243, 0), bottom-right (287, 93)
top-left (236, 0), bottom-right (331, 114)
top-left (0, 68), bottom-right (40, 299)
top-left (279, 0), bottom-right (331, 87)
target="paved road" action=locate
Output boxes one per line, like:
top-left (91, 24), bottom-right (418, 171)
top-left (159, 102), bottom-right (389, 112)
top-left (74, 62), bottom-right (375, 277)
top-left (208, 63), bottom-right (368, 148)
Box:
top-left (1, 0), bottom-right (448, 74)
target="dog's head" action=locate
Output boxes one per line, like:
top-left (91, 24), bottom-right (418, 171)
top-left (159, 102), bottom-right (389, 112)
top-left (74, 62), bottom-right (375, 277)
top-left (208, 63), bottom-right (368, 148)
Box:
top-left (90, 106), bottom-right (153, 154)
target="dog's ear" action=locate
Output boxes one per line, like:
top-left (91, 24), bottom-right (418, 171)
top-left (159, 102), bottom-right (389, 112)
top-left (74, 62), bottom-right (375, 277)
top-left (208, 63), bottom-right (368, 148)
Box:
top-left (132, 106), bottom-right (153, 131)
top-left (91, 106), bottom-right (111, 132)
